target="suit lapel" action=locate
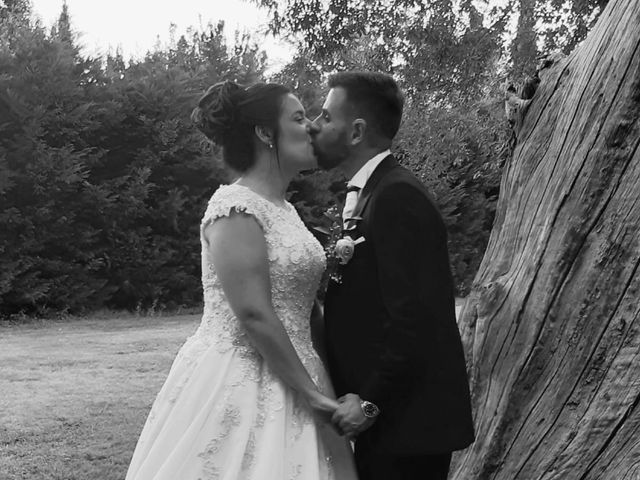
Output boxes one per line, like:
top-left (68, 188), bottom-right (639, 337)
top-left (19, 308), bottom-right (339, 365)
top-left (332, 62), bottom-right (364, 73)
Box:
top-left (351, 154), bottom-right (398, 220)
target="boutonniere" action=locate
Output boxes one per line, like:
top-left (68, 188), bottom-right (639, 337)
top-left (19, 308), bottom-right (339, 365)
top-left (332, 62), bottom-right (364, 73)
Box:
top-left (314, 206), bottom-right (365, 285)
top-left (335, 236), bottom-right (366, 265)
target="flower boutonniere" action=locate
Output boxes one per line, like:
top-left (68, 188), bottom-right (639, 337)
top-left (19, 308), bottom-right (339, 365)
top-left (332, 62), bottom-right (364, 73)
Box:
top-left (335, 236), bottom-right (366, 265)
top-left (314, 206), bottom-right (365, 285)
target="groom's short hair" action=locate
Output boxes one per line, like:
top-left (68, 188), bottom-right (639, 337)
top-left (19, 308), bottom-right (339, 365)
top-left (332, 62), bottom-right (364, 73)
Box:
top-left (328, 71), bottom-right (404, 141)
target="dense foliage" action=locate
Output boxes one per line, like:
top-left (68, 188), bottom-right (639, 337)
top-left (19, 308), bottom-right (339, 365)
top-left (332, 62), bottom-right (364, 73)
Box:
top-left (0, 0), bottom-right (605, 316)
top-left (0, 2), bottom-right (262, 315)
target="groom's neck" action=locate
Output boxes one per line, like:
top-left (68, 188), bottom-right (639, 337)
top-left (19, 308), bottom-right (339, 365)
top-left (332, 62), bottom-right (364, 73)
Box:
top-left (342, 146), bottom-right (389, 179)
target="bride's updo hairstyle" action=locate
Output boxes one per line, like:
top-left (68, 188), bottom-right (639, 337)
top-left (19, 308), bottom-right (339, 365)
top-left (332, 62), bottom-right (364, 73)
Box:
top-left (192, 80), bottom-right (291, 172)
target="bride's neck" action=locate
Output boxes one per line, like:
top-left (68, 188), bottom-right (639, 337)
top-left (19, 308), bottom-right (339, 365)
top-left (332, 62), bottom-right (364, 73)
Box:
top-left (235, 156), bottom-right (291, 205)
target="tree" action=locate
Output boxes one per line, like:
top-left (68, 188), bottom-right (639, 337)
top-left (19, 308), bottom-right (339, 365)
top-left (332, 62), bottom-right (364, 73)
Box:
top-left (0, 5), bottom-right (115, 315)
top-left (0, 0), bottom-right (30, 50)
top-left (0, 0), bottom-right (30, 21)
top-left (511, 0), bottom-right (538, 80)
top-left (50, 1), bottom-right (73, 46)
top-left (537, 0), bottom-right (609, 54)
top-left (0, 7), bottom-right (268, 316)
top-left (454, 0), bottom-right (640, 477)
top-left (257, 0), bottom-right (506, 101)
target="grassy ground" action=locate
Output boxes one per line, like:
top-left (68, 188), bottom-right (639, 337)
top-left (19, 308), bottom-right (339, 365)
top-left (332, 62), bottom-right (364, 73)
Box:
top-left (0, 314), bottom-right (200, 480)
top-left (1, 302), bottom-right (466, 480)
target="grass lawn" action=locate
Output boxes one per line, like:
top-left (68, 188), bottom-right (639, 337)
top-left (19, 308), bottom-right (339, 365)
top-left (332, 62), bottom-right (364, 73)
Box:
top-left (0, 314), bottom-right (200, 480)
top-left (0, 301), bottom-right (466, 480)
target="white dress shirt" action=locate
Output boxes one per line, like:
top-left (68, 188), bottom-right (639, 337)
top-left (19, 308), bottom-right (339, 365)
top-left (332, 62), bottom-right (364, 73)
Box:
top-left (342, 149), bottom-right (391, 222)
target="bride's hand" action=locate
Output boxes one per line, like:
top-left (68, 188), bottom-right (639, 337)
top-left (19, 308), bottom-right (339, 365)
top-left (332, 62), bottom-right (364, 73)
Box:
top-left (306, 392), bottom-right (344, 434)
top-left (306, 391), bottom-right (339, 414)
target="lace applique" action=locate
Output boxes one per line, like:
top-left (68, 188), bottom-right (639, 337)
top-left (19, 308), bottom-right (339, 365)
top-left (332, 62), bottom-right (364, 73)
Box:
top-left (195, 184), bottom-right (326, 380)
top-left (240, 430), bottom-right (257, 472)
top-left (199, 402), bottom-right (242, 478)
top-left (289, 464), bottom-right (303, 480)
top-left (201, 184), bottom-right (272, 235)
top-left (289, 389), bottom-right (314, 442)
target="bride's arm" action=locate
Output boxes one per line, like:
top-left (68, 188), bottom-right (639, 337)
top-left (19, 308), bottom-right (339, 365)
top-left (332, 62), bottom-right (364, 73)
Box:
top-left (205, 211), bottom-right (338, 415)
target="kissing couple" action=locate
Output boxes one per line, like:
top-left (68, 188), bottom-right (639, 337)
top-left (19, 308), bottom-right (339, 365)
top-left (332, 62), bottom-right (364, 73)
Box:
top-left (125, 71), bottom-right (474, 480)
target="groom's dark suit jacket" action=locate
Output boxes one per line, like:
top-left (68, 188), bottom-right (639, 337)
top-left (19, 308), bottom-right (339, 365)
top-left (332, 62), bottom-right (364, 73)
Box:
top-left (324, 155), bottom-right (475, 455)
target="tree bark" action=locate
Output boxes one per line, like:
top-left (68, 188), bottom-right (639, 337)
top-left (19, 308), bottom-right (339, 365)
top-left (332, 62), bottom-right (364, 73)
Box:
top-left (453, 0), bottom-right (640, 478)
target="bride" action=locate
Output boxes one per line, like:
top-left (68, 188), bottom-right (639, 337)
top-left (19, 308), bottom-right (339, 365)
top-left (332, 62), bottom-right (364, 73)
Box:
top-left (125, 80), bottom-right (358, 480)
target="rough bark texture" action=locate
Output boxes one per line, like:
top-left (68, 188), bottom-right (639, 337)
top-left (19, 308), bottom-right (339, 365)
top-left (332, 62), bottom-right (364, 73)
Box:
top-left (452, 0), bottom-right (640, 478)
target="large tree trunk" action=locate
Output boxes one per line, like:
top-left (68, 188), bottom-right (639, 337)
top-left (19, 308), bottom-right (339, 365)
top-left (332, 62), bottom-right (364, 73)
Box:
top-left (452, 0), bottom-right (640, 478)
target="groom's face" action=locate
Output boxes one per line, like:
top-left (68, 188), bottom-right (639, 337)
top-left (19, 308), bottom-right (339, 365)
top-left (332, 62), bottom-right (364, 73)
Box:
top-left (309, 87), bottom-right (352, 170)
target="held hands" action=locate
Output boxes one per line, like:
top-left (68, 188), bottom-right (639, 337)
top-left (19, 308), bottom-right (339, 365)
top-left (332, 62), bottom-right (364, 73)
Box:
top-left (306, 391), bottom-right (341, 427)
top-left (331, 393), bottom-right (376, 439)
top-left (306, 391), bottom-right (377, 438)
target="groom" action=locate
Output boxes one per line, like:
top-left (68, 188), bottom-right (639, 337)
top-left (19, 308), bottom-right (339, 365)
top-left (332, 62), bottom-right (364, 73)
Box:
top-left (309, 72), bottom-right (475, 480)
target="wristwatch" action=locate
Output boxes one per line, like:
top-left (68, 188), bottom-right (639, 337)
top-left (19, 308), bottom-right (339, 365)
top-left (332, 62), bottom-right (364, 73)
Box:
top-left (360, 399), bottom-right (381, 418)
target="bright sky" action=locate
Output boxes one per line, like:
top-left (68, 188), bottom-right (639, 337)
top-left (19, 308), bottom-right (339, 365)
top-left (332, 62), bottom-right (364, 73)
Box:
top-left (29, 0), bottom-right (295, 73)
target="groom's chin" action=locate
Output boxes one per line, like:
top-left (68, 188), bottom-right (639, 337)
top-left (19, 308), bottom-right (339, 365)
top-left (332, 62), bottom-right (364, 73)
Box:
top-left (316, 155), bottom-right (341, 171)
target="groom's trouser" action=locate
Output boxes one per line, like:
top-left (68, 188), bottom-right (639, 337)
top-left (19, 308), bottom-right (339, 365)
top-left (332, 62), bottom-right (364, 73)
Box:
top-left (354, 441), bottom-right (451, 480)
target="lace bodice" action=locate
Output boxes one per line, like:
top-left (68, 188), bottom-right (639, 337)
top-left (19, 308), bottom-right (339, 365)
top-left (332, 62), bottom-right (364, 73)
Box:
top-left (194, 183), bottom-right (326, 376)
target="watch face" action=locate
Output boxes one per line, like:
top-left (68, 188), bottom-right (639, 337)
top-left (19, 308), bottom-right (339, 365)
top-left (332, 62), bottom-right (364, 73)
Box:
top-left (362, 401), bottom-right (379, 417)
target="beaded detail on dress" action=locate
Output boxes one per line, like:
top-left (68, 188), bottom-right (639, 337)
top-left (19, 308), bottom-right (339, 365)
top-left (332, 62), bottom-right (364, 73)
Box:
top-left (196, 184), bottom-right (326, 379)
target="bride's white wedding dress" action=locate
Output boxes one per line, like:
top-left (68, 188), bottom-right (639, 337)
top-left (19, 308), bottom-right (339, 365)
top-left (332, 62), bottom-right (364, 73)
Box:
top-left (126, 184), bottom-right (357, 480)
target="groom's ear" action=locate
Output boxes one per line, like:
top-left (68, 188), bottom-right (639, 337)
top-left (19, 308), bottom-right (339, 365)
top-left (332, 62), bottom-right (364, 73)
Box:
top-left (254, 125), bottom-right (275, 148)
top-left (350, 119), bottom-right (367, 146)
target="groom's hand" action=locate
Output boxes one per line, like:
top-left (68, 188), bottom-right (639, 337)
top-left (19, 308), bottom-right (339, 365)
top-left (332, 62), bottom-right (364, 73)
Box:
top-left (331, 393), bottom-right (375, 438)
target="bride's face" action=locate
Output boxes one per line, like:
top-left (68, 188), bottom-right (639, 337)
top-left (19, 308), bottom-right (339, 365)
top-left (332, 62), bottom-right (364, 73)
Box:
top-left (275, 94), bottom-right (317, 173)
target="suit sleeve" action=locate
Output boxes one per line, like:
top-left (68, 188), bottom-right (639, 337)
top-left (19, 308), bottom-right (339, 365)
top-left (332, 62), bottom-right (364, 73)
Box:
top-left (359, 181), bottom-right (440, 412)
